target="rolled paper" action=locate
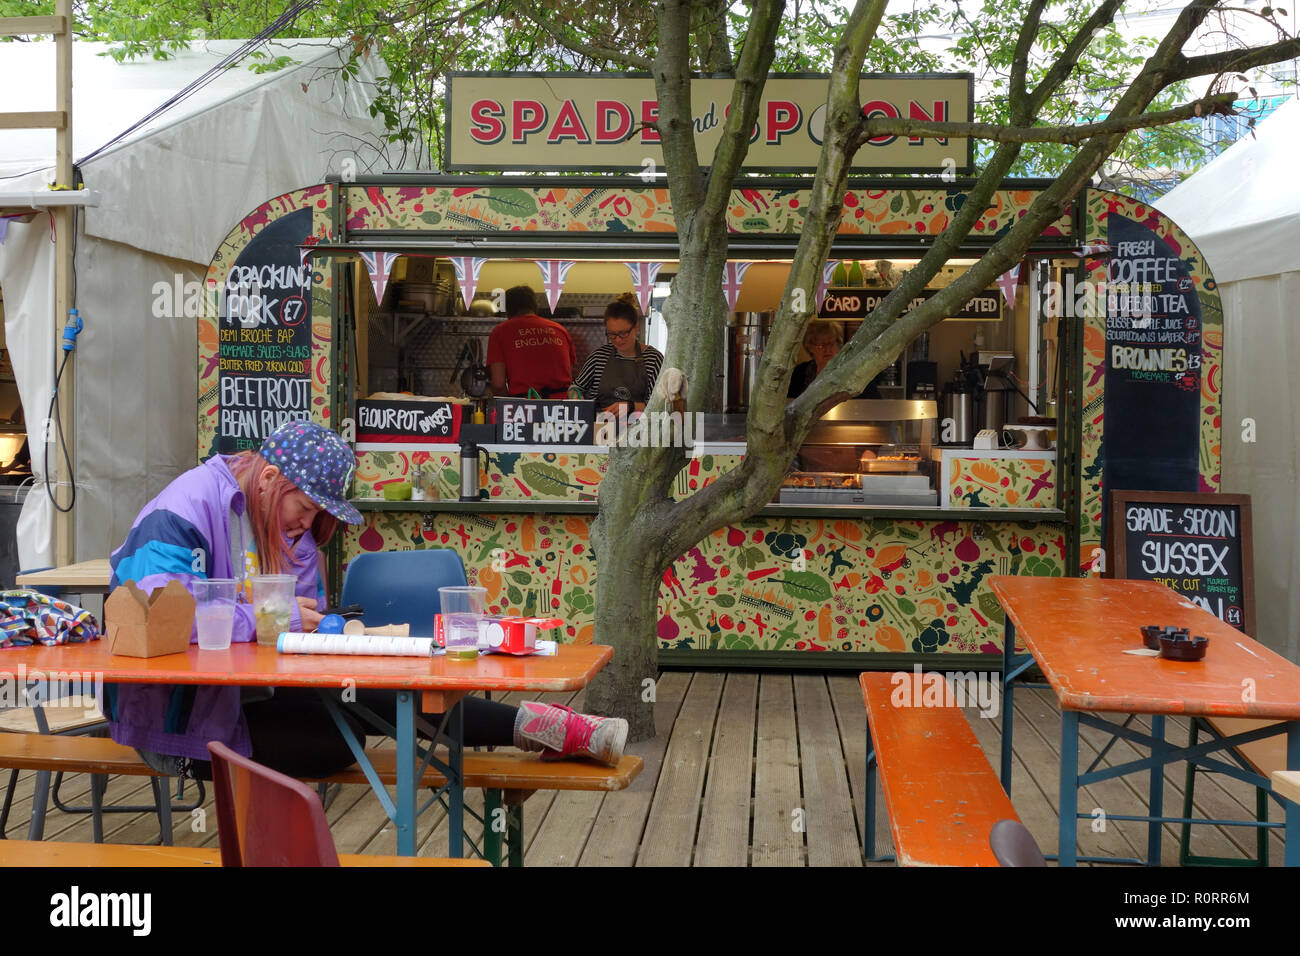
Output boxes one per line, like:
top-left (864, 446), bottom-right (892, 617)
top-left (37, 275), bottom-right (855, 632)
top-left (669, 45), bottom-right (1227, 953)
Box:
top-left (278, 632), bottom-right (437, 657)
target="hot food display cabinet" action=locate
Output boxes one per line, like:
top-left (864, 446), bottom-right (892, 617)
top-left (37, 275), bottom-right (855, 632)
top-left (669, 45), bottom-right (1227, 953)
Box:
top-left (780, 399), bottom-right (938, 507)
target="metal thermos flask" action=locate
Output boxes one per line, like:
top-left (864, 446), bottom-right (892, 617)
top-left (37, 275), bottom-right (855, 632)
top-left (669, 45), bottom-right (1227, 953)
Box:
top-left (941, 381), bottom-right (975, 445)
top-left (458, 424), bottom-right (497, 501)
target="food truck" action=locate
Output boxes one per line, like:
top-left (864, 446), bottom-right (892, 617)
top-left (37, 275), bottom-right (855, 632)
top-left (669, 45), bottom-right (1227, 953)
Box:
top-left (200, 169), bottom-right (1221, 669)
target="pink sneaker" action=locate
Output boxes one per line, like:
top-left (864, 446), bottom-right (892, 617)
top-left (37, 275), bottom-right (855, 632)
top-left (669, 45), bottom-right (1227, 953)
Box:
top-left (514, 701), bottom-right (628, 767)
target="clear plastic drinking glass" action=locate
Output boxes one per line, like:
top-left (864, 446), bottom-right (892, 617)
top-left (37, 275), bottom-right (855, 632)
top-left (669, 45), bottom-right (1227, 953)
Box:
top-left (194, 578), bottom-right (237, 650)
top-left (439, 586), bottom-right (487, 660)
top-left (252, 574), bottom-right (297, 647)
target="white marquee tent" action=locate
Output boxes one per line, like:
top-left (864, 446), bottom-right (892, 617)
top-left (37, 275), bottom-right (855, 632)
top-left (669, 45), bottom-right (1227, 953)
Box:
top-left (1156, 97), bottom-right (1300, 662)
top-left (0, 39), bottom-right (394, 571)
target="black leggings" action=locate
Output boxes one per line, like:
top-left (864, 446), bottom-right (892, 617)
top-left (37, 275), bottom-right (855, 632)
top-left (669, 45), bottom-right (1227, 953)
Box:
top-left (177, 689), bottom-right (519, 780)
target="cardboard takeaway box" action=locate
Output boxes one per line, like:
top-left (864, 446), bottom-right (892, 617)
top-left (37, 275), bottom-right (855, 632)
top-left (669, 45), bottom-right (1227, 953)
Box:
top-left (104, 580), bottom-right (196, 657)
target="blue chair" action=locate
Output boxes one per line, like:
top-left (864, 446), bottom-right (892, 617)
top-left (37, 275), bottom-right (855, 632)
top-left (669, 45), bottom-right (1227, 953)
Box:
top-left (340, 548), bottom-right (468, 633)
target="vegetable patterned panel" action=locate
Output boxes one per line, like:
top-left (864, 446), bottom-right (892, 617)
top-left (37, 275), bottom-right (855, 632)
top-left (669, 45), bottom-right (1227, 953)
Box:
top-left (354, 451), bottom-right (459, 499)
top-left (948, 457), bottom-right (1056, 508)
top-left (200, 185), bottom-right (337, 459)
top-left (341, 185), bottom-right (1073, 239)
top-left (1079, 190), bottom-right (1224, 572)
top-left (354, 450), bottom-right (740, 501)
top-left (342, 510), bottom-right (1066, 655)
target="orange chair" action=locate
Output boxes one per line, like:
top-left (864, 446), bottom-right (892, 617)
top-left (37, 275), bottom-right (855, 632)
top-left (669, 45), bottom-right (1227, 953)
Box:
top-left (207, 740), bottom-right (341, 866)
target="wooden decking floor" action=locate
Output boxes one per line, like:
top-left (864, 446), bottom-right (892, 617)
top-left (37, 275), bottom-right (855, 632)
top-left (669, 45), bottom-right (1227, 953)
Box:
top-left (1, 672), bottom-right (1287, 866)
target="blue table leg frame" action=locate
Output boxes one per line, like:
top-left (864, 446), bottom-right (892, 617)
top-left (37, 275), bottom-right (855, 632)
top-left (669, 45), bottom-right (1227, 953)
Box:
top-left (1056, 704), bottom-right (1298, 865)
top-left (318, 690), bottom-right (465, 857)
top-left (862, 716), bottom-right (895, 864)
top-left (999, 615), bottom-right (1047, 795)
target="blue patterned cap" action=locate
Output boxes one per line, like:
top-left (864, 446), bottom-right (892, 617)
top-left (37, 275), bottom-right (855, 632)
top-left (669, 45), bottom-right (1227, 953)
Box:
top-left (259, 421), bottom-right (363, 525)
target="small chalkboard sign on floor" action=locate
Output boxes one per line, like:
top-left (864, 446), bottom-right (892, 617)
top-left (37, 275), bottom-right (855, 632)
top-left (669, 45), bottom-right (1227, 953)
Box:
top-left (1110, 490), bottom-right (1254, 635)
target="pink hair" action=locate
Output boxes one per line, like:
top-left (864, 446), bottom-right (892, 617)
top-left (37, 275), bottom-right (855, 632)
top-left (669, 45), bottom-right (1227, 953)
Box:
top-left (227, 451), bottom-right (339, 575)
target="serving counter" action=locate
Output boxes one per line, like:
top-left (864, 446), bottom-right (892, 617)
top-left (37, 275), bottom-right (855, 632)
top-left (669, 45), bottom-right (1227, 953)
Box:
top-left (343, 436), bottom-right (1068, 667)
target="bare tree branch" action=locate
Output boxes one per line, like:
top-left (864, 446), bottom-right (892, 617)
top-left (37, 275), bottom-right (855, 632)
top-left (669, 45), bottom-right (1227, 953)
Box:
top-left (700, 0), bottom-right (784, 223)
top-left (510, 2), bottom-right (653, 70)
top-left (1009, 0), bottom-right (1049, 123)
top-left (855, 92), bottom-right (1237, 145)
top-left (1174, 36), bottom-right (1300, 79)
top-left (1026, 0), bottom-right (1124, 117)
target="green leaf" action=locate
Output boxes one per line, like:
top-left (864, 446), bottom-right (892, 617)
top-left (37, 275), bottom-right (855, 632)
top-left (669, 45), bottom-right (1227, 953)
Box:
top-left (519, 461), bottom-right (572, 496)
top-left (485, 188), bottom-right (539, 217)
top-left (506, 584), bottom-right (523, 605)
top-left (775, 572), bottom-right (831, 603)
top-left (714, 594), bottom-right (736, 608)
top-left (509, 570), bottom-right (531, 585)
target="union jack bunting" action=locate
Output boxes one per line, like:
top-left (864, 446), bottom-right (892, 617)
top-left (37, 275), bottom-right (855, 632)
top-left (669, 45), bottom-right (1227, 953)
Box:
top-left (536, 259), bottom-right (577, 312)
top-left (624, 261), bottom-right (664, 315)
top-left (996, 262), bottom-right (1025, 308)
top-left (358, 250), bottom-right (401, 305)
top-left (447, 256), bottom-right (489, 311)
top-left (815, 260), bottom-right (841, 310)
top-left (722, 261), bottom-right (753, 313)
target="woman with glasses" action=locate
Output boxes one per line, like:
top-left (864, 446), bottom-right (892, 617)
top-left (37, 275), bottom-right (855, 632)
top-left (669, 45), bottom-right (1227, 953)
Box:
top-left (787, 321), bottom-right (882, 399)
top-left (574, 293), bottom-right (664, 414)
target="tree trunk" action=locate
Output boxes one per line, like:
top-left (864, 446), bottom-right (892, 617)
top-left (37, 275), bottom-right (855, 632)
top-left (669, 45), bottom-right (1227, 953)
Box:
top-left (583, 485), bottom-right (661, 741)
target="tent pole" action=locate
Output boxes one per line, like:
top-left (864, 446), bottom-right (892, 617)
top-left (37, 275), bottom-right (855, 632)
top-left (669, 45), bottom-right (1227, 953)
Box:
top-left (53, 0), bottom-right (75, 565)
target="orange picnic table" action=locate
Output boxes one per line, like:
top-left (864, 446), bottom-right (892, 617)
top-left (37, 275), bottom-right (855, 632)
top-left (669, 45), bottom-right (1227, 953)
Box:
top-left (990, 576), bottom-right (1300, 866)
top-left (0, 640), bottom-right (612, 857)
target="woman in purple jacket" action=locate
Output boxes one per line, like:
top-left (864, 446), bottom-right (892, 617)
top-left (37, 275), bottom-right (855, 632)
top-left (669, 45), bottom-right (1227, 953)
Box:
top-left (107, 420), bottom-right (626, 780)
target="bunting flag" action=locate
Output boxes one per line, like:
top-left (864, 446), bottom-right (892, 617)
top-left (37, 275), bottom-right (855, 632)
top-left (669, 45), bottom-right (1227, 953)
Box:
top-left (721, 261), bottom-right (752, 313)
top-left (996, 262), bottom-right (1024, 308)
top-left (297, 235), bottom-right (323, 269)
top-left (815, 260), bottom-right (840, 310)
top-left (624, 261), bottom-right (664, 315)
top-left (535, 259), bottom-right (576, 312)
top-left (1075, 242), bottom-right (1111, 257)
top-left (447, 256), bottom-right (489, 311)
top-left (358, 250), bottom-right (401, 305)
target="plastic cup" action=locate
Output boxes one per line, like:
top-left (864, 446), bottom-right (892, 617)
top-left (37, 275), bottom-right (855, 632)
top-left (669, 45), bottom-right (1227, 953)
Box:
top-left (439, 586), bottom-right (487, 661)
top-left (252, 574), bottom-right (297, 647)
top-left (194, 578), bottom-right (237, 650)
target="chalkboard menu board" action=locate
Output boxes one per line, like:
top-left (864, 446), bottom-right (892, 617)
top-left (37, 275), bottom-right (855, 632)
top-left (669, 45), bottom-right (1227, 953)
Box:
top-left (1101, 215), bottom-right (1203, 539)
top-left (356, 399), bottom-right (463, 443)
top-left (1111, 490), bottom-right (1254, 635)
top-left (216, 207), bottom-right (314, 452)
top-left (819, 287), bottom-right (1001, 320)
top-left (494, 399), bottom-right (595, 445)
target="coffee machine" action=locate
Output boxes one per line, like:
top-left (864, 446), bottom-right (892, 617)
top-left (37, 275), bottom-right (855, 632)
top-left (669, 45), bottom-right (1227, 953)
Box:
top-left (976, 351), bottom-right (1016, 434)
top-left (906, 332), bottom-right (937, 402)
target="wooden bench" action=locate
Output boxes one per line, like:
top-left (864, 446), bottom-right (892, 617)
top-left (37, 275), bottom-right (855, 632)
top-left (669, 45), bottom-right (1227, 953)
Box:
top-left (860, 671), bottom-right (1020, 866)
top-left (0, 731), bottom-right (642, 864)
top-left (1181, 716), bottom-right (1290, 866)
top-left (0, 839), bottom-right (489, 867)
top-left (1272, 770), bottom-right (1300, 805)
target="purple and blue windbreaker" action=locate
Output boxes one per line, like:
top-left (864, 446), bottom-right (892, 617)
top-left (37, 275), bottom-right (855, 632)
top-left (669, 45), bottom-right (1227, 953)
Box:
top-left (105, 455), bottom-right (323, 760)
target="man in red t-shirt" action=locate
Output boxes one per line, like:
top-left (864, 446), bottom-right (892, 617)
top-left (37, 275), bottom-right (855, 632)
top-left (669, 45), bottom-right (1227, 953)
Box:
top-left (487, 286), bottom-right (577, 398)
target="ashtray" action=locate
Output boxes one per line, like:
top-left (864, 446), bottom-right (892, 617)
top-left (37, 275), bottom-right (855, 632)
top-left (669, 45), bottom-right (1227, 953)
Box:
top-left (1141, 625), bottom-right (1189, 650)
top-left (1158, 633), bottom-right (1209, 661)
